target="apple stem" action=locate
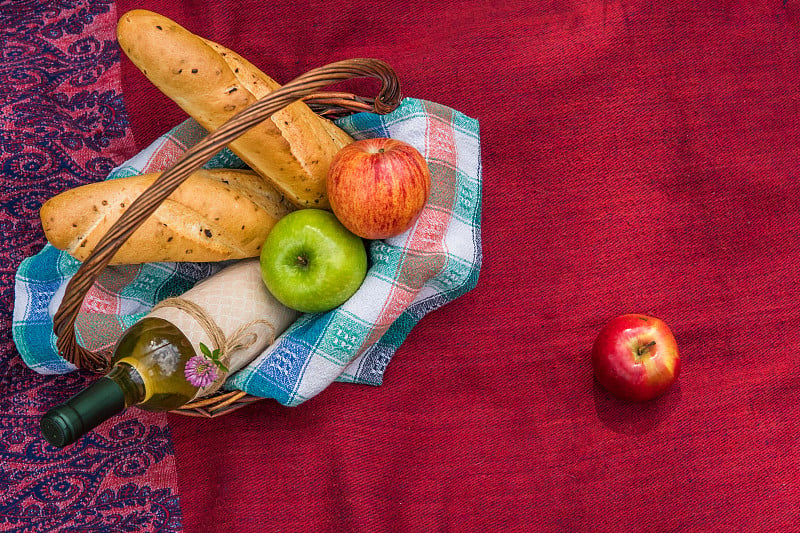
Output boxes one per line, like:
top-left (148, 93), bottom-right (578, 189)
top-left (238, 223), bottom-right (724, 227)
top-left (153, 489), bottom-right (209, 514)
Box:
top-left (637, 340), bottom-right (656, 358)
top-left (296, 255), bottom-right (308, 267)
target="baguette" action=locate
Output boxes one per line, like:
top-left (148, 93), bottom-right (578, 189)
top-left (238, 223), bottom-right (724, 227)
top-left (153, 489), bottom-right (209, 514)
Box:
top-left (116, 9), bottom-right (353, 209)
top-left (41, 169), bottom-right (294, 264)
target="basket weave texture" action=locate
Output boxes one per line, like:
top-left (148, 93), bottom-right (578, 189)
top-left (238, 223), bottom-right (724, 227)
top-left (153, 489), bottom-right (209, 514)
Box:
top-left (51, 58), bottom-right (401, 417)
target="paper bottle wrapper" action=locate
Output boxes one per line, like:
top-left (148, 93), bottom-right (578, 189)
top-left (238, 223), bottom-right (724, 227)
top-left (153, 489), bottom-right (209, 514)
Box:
top-left (148, 258), bottom-right (299, 398)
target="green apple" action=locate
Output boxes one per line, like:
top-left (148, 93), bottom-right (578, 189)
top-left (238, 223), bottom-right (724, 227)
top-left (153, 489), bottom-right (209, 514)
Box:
top-left (259, 209), bottom-right (368, 313)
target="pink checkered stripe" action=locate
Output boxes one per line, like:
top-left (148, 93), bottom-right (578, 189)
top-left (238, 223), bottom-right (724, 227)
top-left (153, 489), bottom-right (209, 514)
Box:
top-left (371, 101), bottom-right (459, 332)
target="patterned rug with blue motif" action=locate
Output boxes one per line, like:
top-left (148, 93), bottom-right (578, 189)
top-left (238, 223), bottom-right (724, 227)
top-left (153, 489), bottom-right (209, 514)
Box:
top-left (0, 2), bottom-right (183, 531)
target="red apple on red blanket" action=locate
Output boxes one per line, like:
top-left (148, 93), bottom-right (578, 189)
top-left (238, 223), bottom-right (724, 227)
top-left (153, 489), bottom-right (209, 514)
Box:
top-left (591, 314), bottom-right (680, 402)
top-left (327, 138), bottom-right (431, 240)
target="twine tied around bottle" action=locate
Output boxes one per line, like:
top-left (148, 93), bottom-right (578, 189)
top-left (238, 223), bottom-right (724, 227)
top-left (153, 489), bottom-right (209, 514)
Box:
top-left (152, 296), bottom-right (276, 392)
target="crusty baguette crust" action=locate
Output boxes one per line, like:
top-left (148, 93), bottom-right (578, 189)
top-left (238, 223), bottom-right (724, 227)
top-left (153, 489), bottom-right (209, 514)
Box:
top-left (41, 169), bottom-right (294, 264)
top-left (116, 9), bottom-right (353, 209)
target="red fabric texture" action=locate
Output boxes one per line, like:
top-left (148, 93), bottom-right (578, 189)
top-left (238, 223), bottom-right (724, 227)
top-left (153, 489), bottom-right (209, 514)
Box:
top-left (116, 1), bottom-right (800, 531)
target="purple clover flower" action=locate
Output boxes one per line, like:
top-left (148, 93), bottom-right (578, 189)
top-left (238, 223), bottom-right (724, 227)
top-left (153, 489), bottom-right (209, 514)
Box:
top-left (184, 354), bottom-right (220, 388)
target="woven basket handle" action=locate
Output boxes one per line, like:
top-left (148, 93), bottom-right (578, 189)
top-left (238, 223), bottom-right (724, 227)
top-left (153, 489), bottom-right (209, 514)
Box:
top-left (53, 58), bottom-right (402, 372)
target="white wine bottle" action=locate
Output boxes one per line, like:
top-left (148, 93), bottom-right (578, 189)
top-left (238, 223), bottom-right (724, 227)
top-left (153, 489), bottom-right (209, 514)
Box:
top-left (40, 259), bottom-right (298, 447)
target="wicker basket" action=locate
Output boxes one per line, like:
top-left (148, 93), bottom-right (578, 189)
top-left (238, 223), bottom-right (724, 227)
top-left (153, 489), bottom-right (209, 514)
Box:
top-left (52, 58), bottom-right (402, 418)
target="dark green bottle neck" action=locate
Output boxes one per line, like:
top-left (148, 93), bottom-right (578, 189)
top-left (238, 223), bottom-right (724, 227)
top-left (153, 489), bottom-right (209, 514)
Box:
top-left (40, 364), bottom-right (146, 448)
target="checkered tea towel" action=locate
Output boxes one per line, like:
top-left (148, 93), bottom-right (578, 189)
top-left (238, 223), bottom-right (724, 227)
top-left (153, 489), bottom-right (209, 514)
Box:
top-left (13, 97), bottom-right (482, 406)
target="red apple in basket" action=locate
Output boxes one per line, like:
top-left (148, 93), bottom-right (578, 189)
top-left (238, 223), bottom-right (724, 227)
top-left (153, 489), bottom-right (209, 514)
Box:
top-left (327, 138), bottom-right (431, 240)
top-left (591, 314), bottom-right (680, 402)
